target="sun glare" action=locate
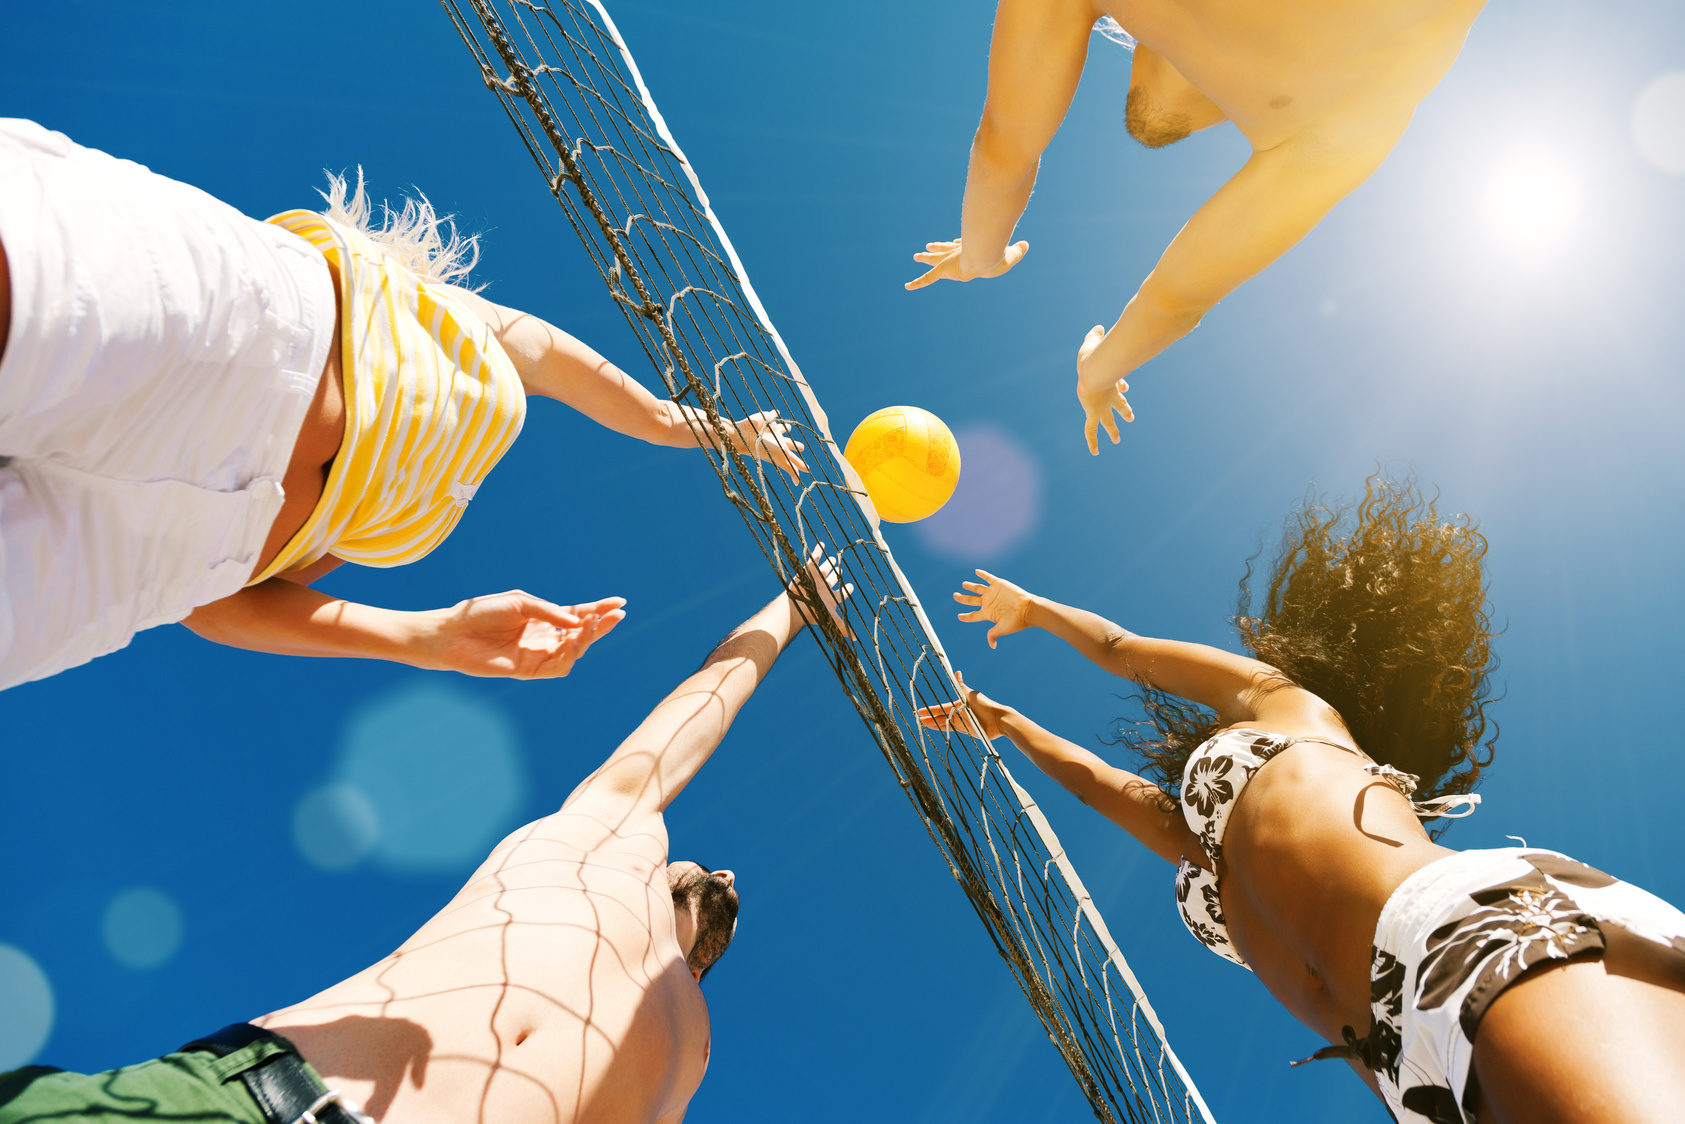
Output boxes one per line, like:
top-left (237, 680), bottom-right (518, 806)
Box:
top-left (1485, 156), bottom-right (1578, 249)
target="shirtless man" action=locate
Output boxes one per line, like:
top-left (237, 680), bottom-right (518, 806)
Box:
top-left (0, 552), bottom-right (850, 1124)
top-left (904, 0), bottom-right (1488, 454)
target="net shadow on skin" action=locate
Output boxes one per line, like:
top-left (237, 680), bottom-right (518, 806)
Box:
top-left (260, 635), bottom-right (772, 1123)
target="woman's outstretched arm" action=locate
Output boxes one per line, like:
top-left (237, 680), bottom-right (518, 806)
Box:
top-left (183, 579), bottom-right (625, 679)
top-left (917, 672), bottom-right (1193, 864)
top-left (450, 288), bottom-right (807, 481)
top-left (954, 569), bottom-right (1333, 730)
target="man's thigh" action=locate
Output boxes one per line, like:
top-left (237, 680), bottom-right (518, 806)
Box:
top-left (0, 1051), bottom-right (268, 1124)
top-left (1471, 954), bottom-right (1685, 1124)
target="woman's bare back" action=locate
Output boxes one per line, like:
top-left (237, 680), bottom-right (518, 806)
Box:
top-left (1213, 740), bottom-right (1455, 1038)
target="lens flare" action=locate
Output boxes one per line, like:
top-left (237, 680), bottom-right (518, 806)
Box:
top-left (1632, 72), bottom-right (1685, 176)
top-left (1485, 156), bottom-right (1577, 249)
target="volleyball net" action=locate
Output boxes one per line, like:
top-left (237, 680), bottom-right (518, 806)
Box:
top-left (441, 3), bottom-right (1212, 1120)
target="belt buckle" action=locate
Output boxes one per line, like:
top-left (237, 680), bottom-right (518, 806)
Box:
top-left (290, 1090), bottom-right (372, 1124)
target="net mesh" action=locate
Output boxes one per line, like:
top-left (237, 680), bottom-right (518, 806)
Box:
top-left (441, 3), bottom-right (1213, 1120)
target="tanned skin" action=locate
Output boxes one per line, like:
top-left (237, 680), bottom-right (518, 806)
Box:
top-left (918, 571), bottom-right (1685, 1122)
top-left (256, 552), bottom-right (851, 1124)
top-left (906, 0), bottom-right (1489, 454)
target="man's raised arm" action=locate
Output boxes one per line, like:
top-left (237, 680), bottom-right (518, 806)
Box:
top-left (562, 550), bottom-right (851, 826)
top-left (1075, 111), bottom-right (1414, 452)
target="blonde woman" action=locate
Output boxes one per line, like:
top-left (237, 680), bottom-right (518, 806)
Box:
top-left (0, 119), bottom-right (803, 690)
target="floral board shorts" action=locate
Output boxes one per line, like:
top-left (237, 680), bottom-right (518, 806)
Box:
top-left (1352, 847), bottom-right (1685, 1124)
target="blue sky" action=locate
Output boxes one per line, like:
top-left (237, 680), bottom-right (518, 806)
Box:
top-left (3, 2), bottom-right (1684, 1122)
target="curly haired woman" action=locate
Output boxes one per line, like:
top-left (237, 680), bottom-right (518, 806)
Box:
top-left (918, 477), bottom-right (1685, 1123)
top-left (0, 119), bottom-right (803, 691)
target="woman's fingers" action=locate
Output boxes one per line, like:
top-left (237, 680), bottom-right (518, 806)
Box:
top-left (572, 596), bottom-right (628, 617)
top-left (503, 592), bottom-right (582, 629)
top-left (589, 608), bottom-right (627, 638)
top-left (914, 702), bottom-right (962, 730)
top-left (953, 590), bottom-right (983, 606)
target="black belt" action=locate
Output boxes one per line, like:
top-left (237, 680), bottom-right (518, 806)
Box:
top-left (179, 1024), bottom-right (367, 1124)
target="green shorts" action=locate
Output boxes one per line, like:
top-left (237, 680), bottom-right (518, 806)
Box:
top-left (0, 1029), bottom-right (319, 1124)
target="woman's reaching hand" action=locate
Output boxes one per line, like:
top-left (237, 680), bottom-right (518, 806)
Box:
top-left (916, 670), bottom-right (1012, 741)
top-left (728, 410), bottom-right (808, 482)
top-left (954, 569), bottom-right (1037, 649)
top-left (423, 592), bottom-right (627, 679)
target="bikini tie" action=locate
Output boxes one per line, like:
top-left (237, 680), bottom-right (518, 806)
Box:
top-left (1411, 792), bottom-right (1482, 819)
top-left (1362, 763), bottom-right (1482, 820)
top-left (1289, 1023), bottom-right (1378, 1069)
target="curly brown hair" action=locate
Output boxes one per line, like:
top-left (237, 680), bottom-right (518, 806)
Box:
top-left (1121, 474), bottom-right (1500, 813)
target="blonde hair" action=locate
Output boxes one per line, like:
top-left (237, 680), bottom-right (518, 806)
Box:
top-left (318, 168), bottom-right (483, 289)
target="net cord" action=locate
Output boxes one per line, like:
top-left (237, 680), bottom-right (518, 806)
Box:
top-left (440, 3), bottom-right (1215, 1120)
top-left (577, 11), bottom-right (1209, 1117)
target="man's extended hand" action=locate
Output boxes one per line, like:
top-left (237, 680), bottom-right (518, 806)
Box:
top-left (423, 592), bottom-right (627, 679)
top-left (904, 237), bottom-right (1029, 290)
top-left (790, 544), bottom-right (855, 639)
top-left (1077, 324), bottom-right (1135, 455)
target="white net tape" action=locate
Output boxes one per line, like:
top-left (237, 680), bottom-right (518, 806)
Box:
top-left (442, 3), bottom-right (1213, 1119)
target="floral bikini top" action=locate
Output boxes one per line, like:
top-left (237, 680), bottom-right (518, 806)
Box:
top-left (1176, 729), bottom-right (1481, 969)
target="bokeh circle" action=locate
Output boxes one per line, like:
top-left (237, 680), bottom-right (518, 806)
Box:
top-left (1632, 72), bottom-right (1685, 175)
top-left (101, 887), bottom-right (184, 970)
top-left (293, 783), bottom-right (382, 871)
top-left (337, 681), bottom-right (528, 873)
top-left (913, 424), bottom-right (1043, 561)
top-left (0, 944), bottom-right (54, 1069)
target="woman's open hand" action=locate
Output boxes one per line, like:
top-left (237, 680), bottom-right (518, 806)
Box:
top-left (916, 670), bottom-right (1012, 741)
top-left (729, 410), bottom-right (808, 482)
top-left (954, 569), bottom-right (1036, 649)
top-left (424, 591), bottom-right (627, 679)
top-left (1076, 324), bottom-right (1134, 455)
top-left (904, 237), bottom-right (1029, 290)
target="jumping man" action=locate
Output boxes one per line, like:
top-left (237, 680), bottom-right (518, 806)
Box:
top-left (0, 550), bottom-right (851, 1124)
top-left (906, 0), bottom-right (1488, 453)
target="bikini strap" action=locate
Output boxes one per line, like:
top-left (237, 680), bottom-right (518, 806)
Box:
top-left (1265, 735), bottom-right (1484, 821)
top-left (1362, 760), bottom-right (1483, 820)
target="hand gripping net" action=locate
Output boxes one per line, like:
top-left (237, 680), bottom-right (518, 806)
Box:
top-left (442, 3), bottom-right (1214, 1120)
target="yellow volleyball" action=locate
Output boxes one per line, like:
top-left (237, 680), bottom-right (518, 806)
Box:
top-left (843, 406), bottom-right (961, 523)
